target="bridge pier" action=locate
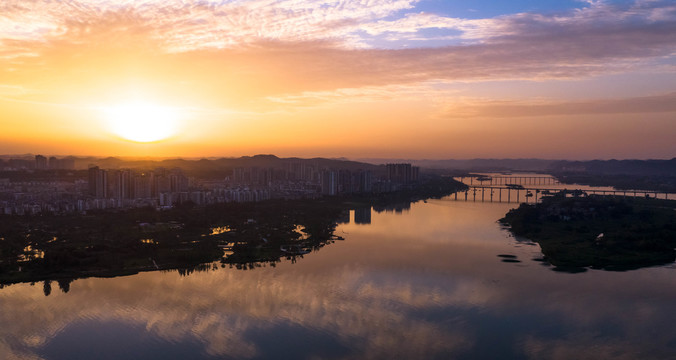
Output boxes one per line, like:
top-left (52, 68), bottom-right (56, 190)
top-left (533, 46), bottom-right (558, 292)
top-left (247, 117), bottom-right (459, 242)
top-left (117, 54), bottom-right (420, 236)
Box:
top-left (453, 184), bottom-right (672, 204)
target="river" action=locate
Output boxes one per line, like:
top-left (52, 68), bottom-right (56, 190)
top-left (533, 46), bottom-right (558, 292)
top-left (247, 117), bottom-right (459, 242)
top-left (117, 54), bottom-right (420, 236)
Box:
top-left (1, 177), bottom-right (675, 359)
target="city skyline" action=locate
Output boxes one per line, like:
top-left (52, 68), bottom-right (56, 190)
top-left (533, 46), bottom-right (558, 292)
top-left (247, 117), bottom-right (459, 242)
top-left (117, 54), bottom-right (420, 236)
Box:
top-left (1, 0), bottom-right (675, 159)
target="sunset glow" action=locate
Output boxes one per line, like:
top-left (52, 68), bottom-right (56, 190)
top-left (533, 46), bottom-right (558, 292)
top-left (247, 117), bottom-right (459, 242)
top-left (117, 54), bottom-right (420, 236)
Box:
top-left (0, 0), bottom-right (674, 158)
top-left (1, 2), bottom-right (676, 359)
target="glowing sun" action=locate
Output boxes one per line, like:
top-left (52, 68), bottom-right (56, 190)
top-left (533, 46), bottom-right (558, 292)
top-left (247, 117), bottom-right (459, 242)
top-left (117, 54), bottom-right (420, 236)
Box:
top-left (103, 103), bottom-right (180, 142)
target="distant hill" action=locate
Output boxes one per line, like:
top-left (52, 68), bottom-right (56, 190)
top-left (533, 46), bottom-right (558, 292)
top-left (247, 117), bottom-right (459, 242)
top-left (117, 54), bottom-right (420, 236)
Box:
top-left (76, 154), bottom-right (383, 178)
top-left (548, 158), bottom-right (676, 192)
top-left (548, 159), bottom-right (676, 176)
top-left (357, 158), bottom-right (557, 172)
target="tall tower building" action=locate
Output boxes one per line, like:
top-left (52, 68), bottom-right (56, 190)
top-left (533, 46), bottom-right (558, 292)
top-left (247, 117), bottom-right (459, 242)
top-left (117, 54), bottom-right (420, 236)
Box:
top-left (321, 170), bottom-right (338, 196)
top-left (35, 155), bottom-right (48, 170)
top-left (88, 166), bottom-right (108, 198)
top-left (358, 170), bottom-right (373, 192)
top-left (133, 173), bottom-right (152, 199)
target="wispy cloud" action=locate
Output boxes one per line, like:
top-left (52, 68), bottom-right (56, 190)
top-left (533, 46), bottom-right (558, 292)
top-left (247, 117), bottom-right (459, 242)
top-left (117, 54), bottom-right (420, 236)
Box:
top-left (1, 0), bottom-right (675, 104)
top-left (438, 92), bottom-right (676, 118)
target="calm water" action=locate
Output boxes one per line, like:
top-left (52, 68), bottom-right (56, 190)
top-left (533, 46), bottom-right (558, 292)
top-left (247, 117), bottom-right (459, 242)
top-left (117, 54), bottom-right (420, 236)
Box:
top-left (2, 184), bottom-right (676, 359)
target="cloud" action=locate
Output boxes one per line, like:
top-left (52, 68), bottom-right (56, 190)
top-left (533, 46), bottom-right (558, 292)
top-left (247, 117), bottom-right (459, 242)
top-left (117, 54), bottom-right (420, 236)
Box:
top-left (0, 0), bottom-right (420, 51)
top-left (0, 267), bottom-right (472, 359)
top-left (441, 92), bottom-right (676, 118)
top-left (0, 0), bottom-right (675, 105)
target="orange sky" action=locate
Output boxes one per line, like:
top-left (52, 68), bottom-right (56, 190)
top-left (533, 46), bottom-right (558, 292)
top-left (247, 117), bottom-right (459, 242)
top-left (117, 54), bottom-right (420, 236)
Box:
top-left (1, 0), bottom-right (675, 159)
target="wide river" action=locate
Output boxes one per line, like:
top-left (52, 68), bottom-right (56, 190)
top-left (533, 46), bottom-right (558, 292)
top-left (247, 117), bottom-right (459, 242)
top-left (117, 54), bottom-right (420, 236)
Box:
top-left (1, 176), bottom-right (675, 359)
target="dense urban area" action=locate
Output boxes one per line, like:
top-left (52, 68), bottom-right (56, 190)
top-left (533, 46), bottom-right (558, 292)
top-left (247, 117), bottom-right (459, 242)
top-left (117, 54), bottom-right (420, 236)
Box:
top-left (0, 155), bottom-right (422, 215)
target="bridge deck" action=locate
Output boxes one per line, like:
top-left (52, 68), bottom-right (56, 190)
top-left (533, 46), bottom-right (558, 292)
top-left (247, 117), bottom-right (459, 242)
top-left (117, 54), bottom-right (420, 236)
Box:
top-left (451, 186), bottom-right (674, 203)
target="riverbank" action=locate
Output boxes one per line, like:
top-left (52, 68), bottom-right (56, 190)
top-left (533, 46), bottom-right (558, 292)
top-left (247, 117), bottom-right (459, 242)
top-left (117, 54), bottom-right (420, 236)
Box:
top-left (552, 173), bottom-right (676, 193)
top-left (0, 176), bottom-right (467, 287)
top-left (500, 194), bottom-right (676, 271)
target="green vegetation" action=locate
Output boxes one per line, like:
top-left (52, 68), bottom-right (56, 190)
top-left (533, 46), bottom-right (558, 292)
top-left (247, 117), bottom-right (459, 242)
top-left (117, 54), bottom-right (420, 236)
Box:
top-left (501, 194), bottom-right (676, 272)
top-left (0, 176), bottom-right (466, 290)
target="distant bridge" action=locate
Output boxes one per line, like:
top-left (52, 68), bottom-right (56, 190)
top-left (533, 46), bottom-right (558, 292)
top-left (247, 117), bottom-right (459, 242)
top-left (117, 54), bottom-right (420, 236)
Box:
top-left (452, 186), bottom-right (674, 204)
top-left (461, 175), bottom-right (560, 186)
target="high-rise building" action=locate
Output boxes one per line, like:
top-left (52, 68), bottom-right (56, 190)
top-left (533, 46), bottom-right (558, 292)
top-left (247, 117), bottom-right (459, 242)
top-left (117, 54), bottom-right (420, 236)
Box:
top-left (88, 166), bottom-right (108, 198)
top-left (358, 170), bottom-right (373, 192)
top-left (35, 155), bottom-right (48, 170)
top-left (133, 173), bottom-right (152, 199)
top-left (9, 159), bottom-right (33, 170)
top-left (44, 156), bottom-right (76, 170)
top-left (120, 169), bottom-right (133, 199)
top-left (169, 169), bottom-right (189, 192)
top-left (386, 163), bottom-right (419, 184)
top-left (338, 169), bottom-right (353, 194)
top-left (321, 170), bottom-right (337, 195)
top-left (108, 169), bottom-right (133, 200)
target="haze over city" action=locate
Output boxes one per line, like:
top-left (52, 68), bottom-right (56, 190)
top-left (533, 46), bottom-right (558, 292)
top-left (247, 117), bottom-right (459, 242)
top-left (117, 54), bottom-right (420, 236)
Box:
top-left (1, 0), bottom-right (675, 159)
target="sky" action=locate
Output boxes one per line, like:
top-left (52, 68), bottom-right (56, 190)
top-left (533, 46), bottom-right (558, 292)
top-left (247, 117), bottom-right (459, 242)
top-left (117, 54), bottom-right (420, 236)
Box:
top-left (0, 0), bottom-right (675, 159)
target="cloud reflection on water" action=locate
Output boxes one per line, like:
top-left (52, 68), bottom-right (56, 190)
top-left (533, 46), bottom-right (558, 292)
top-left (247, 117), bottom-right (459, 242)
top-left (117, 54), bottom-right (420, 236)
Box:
top-left (0, 200), bottom-right (675, 359)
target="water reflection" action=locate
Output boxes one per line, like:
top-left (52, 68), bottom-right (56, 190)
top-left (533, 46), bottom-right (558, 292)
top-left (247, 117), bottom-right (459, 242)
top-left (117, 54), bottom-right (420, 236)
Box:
top-left (354, 207), bottom-right (371, 225)
top-left (373, 201), bottom-right (411, 214)
top-left (1, 195), bottom-right (675, 359)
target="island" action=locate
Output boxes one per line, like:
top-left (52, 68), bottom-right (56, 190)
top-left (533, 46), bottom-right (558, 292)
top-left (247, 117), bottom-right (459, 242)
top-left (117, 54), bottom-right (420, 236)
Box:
top-left (500, 194), bottom-right (676, 272)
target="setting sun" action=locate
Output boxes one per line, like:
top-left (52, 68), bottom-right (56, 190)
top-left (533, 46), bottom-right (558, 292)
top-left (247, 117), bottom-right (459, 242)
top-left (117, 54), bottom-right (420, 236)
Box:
top-left (103, 103), bottom-right (181, 143)
top-left (1, 1), bottom-right (676, 359)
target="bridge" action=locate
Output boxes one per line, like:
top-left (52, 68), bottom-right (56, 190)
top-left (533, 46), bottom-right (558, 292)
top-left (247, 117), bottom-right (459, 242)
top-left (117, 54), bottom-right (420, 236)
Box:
top-left (460, 175), bottom-right (560, 186)
top-left (452, 186), bottom-right (673, 204)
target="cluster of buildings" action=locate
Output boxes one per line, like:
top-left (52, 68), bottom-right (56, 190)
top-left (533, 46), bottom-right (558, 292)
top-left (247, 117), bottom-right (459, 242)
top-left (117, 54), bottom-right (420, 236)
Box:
top-left (0, 155), bottom-right (421, 215)
top-left (228, 163), bottom-right (419, 197)
top-left (87, 166), bottom-right (191, 209)
top-left (0, 178), bottom-right (86, 215)
top-left (386, 163), bottom-right (419, 185)
top-left (0, 155), bottom-right (75, 171)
